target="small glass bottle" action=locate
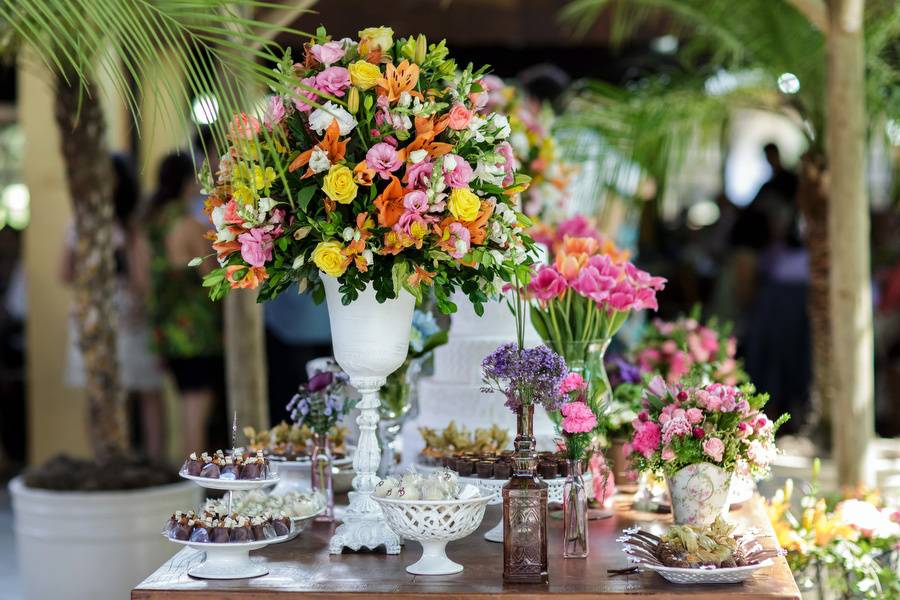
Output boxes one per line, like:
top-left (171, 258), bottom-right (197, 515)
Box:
top-left (562, 458), bottom-right (589, 558)
top-left (502, 404), bottom-right (549, 583)
top-left (310, 431), bottom-right (334, 521)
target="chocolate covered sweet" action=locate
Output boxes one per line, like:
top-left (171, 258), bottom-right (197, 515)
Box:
top-left (182, 453), bottom-right (203, 476)
top-left (229, 517), bottom-right (253, 542)
top-left (199, 462), bottom-right (221, 479)
top-left (538, 461), bottom-right (558, 479)
top-left (189, 524), bottom-right (210, 543)
top-left (220, 457), bottom-right (240, 480)
top-left (239, 452), bottom-right (268, 480)
top-left (493, 461), bottom-right (511, 479)
top-left (476, 460), bottom-right (494, 478)
top-left (272, 514), bottom-right (291, 537)
top-left (455, 459), bottom-right (474, 476)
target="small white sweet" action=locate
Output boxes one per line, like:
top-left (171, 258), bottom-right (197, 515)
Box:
top-left (400, 472), bottom-right (423, 489)
top-left (420, 479), bottom-right (445, 501)
top-left (395, 485), bottom-right (421, 501)
top-left (373, 477), bottom-right (399, 498)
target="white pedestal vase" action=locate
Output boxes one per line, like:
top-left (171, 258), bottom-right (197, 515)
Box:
top-left (665, 462), bottom-right (733, 526)
top-left (9, 477), bottom-right (200, 600)
top-left (320, 274), bottom-right (415, 555)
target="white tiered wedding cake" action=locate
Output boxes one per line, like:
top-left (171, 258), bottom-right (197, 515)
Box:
top-left (402, 291), bottom-right (558, 466)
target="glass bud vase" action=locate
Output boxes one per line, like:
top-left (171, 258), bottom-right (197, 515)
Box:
top-left (564, 339), bottom-right (612, 417)
top-left (502, 404), bottom-right (549, 584)
top-left (310, 431), bottom-right (334, 522)
top-left (562, 459), bottom-right (589, 558)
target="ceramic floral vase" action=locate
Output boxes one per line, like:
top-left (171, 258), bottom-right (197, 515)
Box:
top-left (665, 462), bottom-right (732, 525)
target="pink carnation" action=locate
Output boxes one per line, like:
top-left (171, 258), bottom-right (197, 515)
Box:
top-left (560, 372), bottom-right (587, 394)
top-left (238, 228), bottom-right (274, 267)
top-left (686, 408), bottom-right (704, 424)
top-left (310, 41), bottom-right (345, 66)
top-left (528, 265), bottom-right (568, 301)
top-left (366, 143), bottom-right (402, 179)
top-left (702, 437), bottom-right (725, 462)
top-left (661, 415), bottom-right (692, 445)
top-left (631, 420), bottom-right (661, 459)
top-left (315, 66), bottom-right (351, 97)
top-left (561, 401), bottom-right (597, 434)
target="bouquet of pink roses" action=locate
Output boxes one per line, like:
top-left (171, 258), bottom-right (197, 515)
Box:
top-left (628, 376), bottom-right (788, 478)
top-left (634, 310), bottom-right (746, 385)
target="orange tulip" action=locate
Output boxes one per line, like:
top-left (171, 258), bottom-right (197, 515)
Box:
top-left (562, 235), bottom-right (600, 256)
top-left (555, 250), bottom-right (588, 281)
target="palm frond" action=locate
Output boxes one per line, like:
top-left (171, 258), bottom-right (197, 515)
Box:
top-left (0, 0), bottom-right (317, 154)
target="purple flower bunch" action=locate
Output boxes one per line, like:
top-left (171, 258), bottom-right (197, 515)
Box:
top-left (481, 343), bottom-right (568, 412)
top-left (287, 370), bottom-right (353, 434)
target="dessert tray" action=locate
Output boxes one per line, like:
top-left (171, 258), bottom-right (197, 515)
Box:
top-left (618, 524), bottom-right (782, 584)
top-left (416, 462), bottom-right (593, 542)
top-left (179, 472), bottom-right (280, 492)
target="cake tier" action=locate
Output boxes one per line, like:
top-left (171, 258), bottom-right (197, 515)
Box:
top-left (401, 378), bottom-right (558, 467)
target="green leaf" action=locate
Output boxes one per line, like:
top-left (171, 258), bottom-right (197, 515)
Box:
top-left (297, 185), bottom-right (317, 213)
top-left (391, 260), bottom-right (409, 297)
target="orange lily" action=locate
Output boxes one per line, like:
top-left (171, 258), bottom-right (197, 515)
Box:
top-left (226, 265), bottom-right (268, 289)
top-left (408, 265), bottom-right (436, 287)
top-left (376, 60), bottom-right (421, 103)
top-left (461, 201), bottom-right (494, 245)
top-left (212, 239), bottom-right (241, 261)
top-left (380, 230), bottom-right (414, 255)
top-left (345, 212), bottom-right (373, 256)
top-left (373, 176), bottom-right (407, 228)
top-left (288, 119), bottom-right (348, 178)
top-left (397, 115), bottom-right (453, 161)
top-left (353, 161), bottom-right (376, 186)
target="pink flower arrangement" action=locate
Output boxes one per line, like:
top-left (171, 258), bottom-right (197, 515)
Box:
top-left (561, 401), bottom-right (597, 433)
top-left (634, 314), bottom-right (747, 384)
top-left (628, 378), bottom-right (789, 477)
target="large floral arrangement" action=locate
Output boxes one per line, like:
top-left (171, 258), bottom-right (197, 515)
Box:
top-left (527, 234), bottom-right (665, 417)
top-left (768, 472), bottom-right (900, 600)
top-left (530, 215), bottom-right (602, 258)
top-left (477, 76), bottom-right (574, 222)
top-left (200, 26), bottom-right (533, 313)
top-left (628, 376), bottom-right (788, 477)
top-left (634, 311), bottom-right (746, 385)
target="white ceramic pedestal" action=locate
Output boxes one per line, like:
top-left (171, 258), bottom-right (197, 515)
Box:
top-left (170, 538), bottom-right (275, 579)
top-left (320, 275), bottom-right (415, 555)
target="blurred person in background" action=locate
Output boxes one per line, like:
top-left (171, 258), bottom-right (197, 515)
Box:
top-left (61, 154), bottom-right (164, 457)
top-left (142, 151), bottom-right (224, 455)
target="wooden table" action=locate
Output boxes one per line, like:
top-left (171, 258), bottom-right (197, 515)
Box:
top-left (133, 495), bottom-right (799, 599)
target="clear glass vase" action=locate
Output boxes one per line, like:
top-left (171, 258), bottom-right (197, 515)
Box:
top-left (310, 431), bottom-right (334, 522)
top-left (562, 458), bottom-right (589, 558)
top-left (376, 358), bottom-right (422, 477)
top-left (564, 339), bottom-right (612, 417)
top-left (502, 404), bottom-right (549, 583)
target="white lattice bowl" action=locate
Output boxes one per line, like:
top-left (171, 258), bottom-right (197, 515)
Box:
top-left (374, 486), bottom-right (491, 575)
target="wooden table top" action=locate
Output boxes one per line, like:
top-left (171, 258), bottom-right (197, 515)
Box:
top-left (133, 495), bottom-right (800, 600)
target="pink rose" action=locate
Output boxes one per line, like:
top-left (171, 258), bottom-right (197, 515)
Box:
top-left (560, 372), bottom-right (587, 394)
top-left (293, 76), bottom-right (320, 112)
top-left (263, 96), bottom-right (286, 129)
top-left (561, 401), bottom-right (597, 434)
top-left (528, 265), bottom-right (568, 301)
top-left (447, 103), bottom-right (473, 130)
top-left (238, 228), bottom-right (274, 267)
top-left (686, 408), bottom-right (704, 424)
top-left (315, 66), bottom-right (351, 97)
top-left (442, 154), bottom-right (474, 188)
top-left (403, 190), bottom-right (429, 213)
top-left (495, 141), bottom-right (516, 186)
top-left (405, 159), bottom-right (434, 190)
top-left (702, 437), bottom-right (725, 462)
top-left (366, 143), bottom-right (402, 179)
top-left (229, 112), bottom-right (260, 140)
top-left (310, 41), bottom-right (345, 66)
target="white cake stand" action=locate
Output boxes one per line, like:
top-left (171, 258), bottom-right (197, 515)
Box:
top-left (166, 532), bottom-right (288, 579)
top-left (415, 465), bottom-right (593, 543)
top-left (179, 472), bottom-right (280, 516)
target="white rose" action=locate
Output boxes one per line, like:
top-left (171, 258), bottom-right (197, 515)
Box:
top-left (308, 101), bottom-right (357, 136)
top-left (308, 146), bottom-right (331, 174)
top-left (292, 255), bottom-right (305, 269)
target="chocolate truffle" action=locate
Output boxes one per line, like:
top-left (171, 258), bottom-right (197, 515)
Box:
top-left (493, 461), bottom-right (512, 479)
top-left (182, 453), bottom-right (203, 476)
top-left (200, 462), bottom-right (221, 479)
top-left (538, 461), bottom-right (558, 479)
top-left (476, 460), bottom-right (494, 478)
top-left (455, 459), bottom-right (474, 476)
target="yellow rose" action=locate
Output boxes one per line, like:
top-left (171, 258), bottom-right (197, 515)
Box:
top-left (358, 26), bottom-right (394, 56)
top-left (312, 241), bottom-right (349, 278)
top-left (348, 60), bottom-right (381, 91)
top-left (322, 164), bottom-right (358, 204)
top-left (448, 188), bottom-right (481, 222)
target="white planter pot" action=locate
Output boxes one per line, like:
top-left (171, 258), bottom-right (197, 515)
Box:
top-left (9, 476), bottom-right (200, 600)
top-left (320, 274), bottom-right (415, 554)
top-left (665, 462), bottom-right (732, 525)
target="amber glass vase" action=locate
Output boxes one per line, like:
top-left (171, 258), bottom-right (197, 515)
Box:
top-left (502, 404), bottom-right (549, 583)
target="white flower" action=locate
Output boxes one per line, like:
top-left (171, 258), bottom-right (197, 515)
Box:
top-left (308, 101), bottom-right (357, 136)
top-left (489, 249), bottom-right (505, 264)
top-left (215, 228), bottom-right (236, 243)
top-left (398, 91), bottom-right (412, 108)
top-left (308, 147), bottom-right (331, 174)
top-left (211, 205), bottom-right (227, 230)
top-left (494, 202), bottom-right (517, 225)
top-left (341, 227), bottom-right (354, 241)
top-left (510, 131), bottom-right (529, 157)
top-left (491, 114), bottom-right (511, 138)
top-left (362, 249), bottom-right (374, 265)
top-left (292, 255), bottom-right (305, 270)
top-left (256, 197), bottom-right (276, 222)
top-left (474, 158), bottom-right (506, 186)
top-left (443, 154), bottom-right (457, 171)
top-left (467, 115), bottom-right (487, 142)
top-left (409, 149), bottom-right (428, 164)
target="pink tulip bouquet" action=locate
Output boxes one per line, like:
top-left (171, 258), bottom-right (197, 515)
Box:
top-left (628, 376), bottom-right (789, 478)
top-left (634, 311), bottom-right (747, 385)
top-left (527, 235), bottom-right (666, 419)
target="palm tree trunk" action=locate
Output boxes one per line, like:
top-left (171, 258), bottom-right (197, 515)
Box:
top-left (825, 0), bottom-right (874, 487)
top-left (54, 79), bottom-right (128, 459)
top-left (797, 152), bottom-right (831, 446)
top-left (224, 291), bottom-right (269, 436)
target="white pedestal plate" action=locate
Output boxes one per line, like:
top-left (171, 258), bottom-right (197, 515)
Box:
top-left (320, 275), bottom-right (416, 555)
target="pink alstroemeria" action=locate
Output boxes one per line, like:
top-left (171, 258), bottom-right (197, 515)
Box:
top-left (293, 76), bottom-right (320, 112)
top-left (446, 222), bottom-right (471, 259)
top-left (263, 96), bottom-right (286, 129)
